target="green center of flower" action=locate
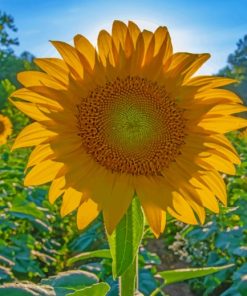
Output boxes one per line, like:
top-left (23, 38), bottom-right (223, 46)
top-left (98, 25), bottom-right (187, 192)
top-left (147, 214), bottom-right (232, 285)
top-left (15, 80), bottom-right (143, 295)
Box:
top-left (77, 76), bottom-right (186, 176)
top-left (108, 104), bottom-right (155, 152)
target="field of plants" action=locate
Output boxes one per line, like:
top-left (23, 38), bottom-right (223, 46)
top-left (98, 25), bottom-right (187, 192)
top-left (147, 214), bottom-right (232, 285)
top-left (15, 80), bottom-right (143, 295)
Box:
top-left (0, 10), bottom-right (247, 296)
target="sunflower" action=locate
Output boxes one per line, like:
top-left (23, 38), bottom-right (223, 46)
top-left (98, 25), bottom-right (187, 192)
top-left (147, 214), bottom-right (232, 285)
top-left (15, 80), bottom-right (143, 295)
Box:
top-left (10, 21), bottom-right (247, 237)
top-left (0, 114), bottom-right (12, 145)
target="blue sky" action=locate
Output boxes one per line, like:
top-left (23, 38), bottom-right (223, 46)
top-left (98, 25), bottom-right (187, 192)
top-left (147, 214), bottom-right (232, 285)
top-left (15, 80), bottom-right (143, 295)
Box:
top-left (1, 0), bottom-right (246, 74)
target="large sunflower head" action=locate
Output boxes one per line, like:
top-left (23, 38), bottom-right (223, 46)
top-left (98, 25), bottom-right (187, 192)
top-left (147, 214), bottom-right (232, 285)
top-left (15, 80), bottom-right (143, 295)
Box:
top-left (10, 21), bottom-right (247, 237)
top-left (0, 114), bottom-right (12, 145)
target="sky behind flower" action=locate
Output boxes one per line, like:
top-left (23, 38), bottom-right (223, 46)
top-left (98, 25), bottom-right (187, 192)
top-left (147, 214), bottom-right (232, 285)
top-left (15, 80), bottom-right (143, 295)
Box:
top-left (1, 0), bottom-right (246, 74)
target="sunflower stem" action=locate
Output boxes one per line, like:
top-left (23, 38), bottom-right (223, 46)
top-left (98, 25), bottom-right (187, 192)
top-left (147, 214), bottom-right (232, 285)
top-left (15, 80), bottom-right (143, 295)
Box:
top-left (119, 253), bottom-right (138, 296)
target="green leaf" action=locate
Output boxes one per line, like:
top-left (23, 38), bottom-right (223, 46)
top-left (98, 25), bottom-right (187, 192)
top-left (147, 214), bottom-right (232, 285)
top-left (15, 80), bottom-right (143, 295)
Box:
top-left (107, 197), bottom-right (144, 277)
top-left (233, 246), bottom-right (247, 257)
top-left (0, 287), bottom-right (34, 296)
top-left (158, 264), bottom-right (235, 285)
top-left (67, 249), bottom-right (111, 266)
top-left (10, 196), bottom-right (45, 220)
top-left (41, 270), bottom-right (98, 289)
top-left (0, 265), bottom-right (14, 282)
top-left (0, 283), bottom-right (55, 296)
top-left (67, 282), bottom-right (110, 296)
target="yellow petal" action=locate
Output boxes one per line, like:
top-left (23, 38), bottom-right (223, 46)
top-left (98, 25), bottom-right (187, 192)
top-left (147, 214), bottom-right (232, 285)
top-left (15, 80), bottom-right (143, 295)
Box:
top-left (50, 135), bottom-right (82, 161)
top-left (97, 30), bottom-right (115, 66)
top-left (27, 85), bottom-right (75, 110)
top-left (142, 33), bottom-right (172, 79)
top-left (102, 174), bottom-right (134, 234)
top-left (141, 198), bottom-right (166, 238)
top-left (206, 104), bottom-right (247, 116)
top-left (17, 71), bottom-right (63, 89)
top-left (196, 153), bottom-right (236, 175)
top-left (190, 177), bottom-right (220, 213)
top-left (142, 30), bottom-right (153, 63)
top-left (135, 176), bottom-right (173, 211)
top-left (34, 58), bottom-right (69, 85)
top-left (168, 53), bottom-right (210, 83)
top-left (164, 162), bottom-right (204, 207)
top-left (186, 199), bottom-right (206, 224)
top-left (9, 99), bottom-right (48, 121)
top-left (112, 20), bottom-right (128, 50)
top-left (195, 89), bottom-right (242, 104)
top-left (27, 144), bottom-right (54, 169)
top-left (124, 29), bottom-right (134, 59)
top-left (168, 192), bottom-right (198, 225)
top-left (205, 143), bottom-right (240, 164)
top-left (154, 26), bottom-right (172, 63)
top-left (188, 76), bottom-right (237, 89)
top-left (164, 161), bottom-right (219, 214)
top-left (198, 170), bottom-right (227, 205)
top-left (49, 176), bottom-right (66, 204)
top-left (129, 33), bottom-right (144, 75)
top-left (198, 115), bottom-right (247, 133)
top-left (160, 211), bottom-right (167, 234)
top-left (61, 187), bottom-right (83, 217)
top-left (74, 34), bottom-right (95, 69)
top-left (10, 88), bottom-right (62, 109)
top-left (143, 33), bottom-right (155, 65)
top-left (12, 123), bottom-right (57, 150)
top-left (128, 21), bottom-right (141, 45)
top-left (77, 199), bottom-right (100, 230)
top-left (185, 134), bottom-right (240, 164)
top-left (24, 160), bottom-right (63, 186)
top-left (210, 134), bottom-right (238, 154)
top-left (51, 41), bottom-right (84, 79)
top-left (63, 152), bottom-right (95, 190)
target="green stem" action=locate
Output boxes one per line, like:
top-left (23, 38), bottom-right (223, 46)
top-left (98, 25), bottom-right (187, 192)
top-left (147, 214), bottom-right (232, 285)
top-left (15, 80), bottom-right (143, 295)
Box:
top-left (150, 283), bottom-right (166, 296)
top-left (119, 254), bottom-right (138, 296)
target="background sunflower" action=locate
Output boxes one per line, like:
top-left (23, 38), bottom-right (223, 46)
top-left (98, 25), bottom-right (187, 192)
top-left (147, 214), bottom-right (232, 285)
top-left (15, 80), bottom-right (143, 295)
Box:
top-left (0, 114), bottom-right (12, 145)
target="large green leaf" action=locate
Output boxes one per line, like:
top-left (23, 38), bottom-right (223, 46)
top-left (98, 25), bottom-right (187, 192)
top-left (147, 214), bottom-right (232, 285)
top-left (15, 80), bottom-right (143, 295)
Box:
top-left (67, 249), bottom-right (111, 266)
top-left (41, 270), bottom-right (98, 295)
top-left (67, 282), bottom-right (110, 296)
top-left (158, 264), bottom-right (234, 285)
top-left (107, 197), bottom-right (144, 278)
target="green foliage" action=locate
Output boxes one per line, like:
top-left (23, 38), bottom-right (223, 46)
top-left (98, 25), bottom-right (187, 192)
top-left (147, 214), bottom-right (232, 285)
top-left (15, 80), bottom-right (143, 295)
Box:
top-left (0, 51), bottom-right (37, 88)
top-left (0, 11), bottom-right (37, 108)
top-left (0, 11), bottom-right (19, 51)
top-left (0, 79), bottom-right (16, 108)
top-left (218, 35), bottom-right (247, 105)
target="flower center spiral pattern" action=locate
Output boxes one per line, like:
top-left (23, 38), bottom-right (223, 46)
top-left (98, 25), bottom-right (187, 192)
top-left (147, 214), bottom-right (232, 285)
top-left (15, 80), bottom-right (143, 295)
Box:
top-left (77, 76), bottom-right (186, 175)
